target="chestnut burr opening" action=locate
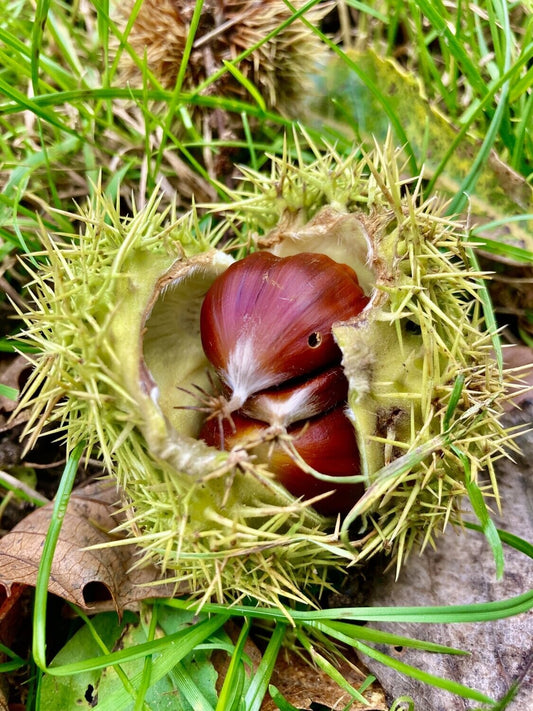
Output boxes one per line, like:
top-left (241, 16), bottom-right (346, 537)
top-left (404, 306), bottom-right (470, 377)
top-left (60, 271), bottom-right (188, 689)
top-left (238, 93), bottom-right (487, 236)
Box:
top-left (197, 250), bottom-right (370, 515)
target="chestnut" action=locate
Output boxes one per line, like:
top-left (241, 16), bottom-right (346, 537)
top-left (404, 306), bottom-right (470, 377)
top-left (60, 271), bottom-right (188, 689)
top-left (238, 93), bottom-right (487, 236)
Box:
top-left (200, 407), bottom-right (363, 516)
top-left (200, 251), bottom-right (368, 411)
top-left (241, 364), bottom-right (349, 427)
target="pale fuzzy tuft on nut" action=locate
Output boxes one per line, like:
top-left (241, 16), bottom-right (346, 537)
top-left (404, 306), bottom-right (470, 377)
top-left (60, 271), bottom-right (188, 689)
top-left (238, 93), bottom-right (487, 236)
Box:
top-left (16, 135), bottom-right (515, 605)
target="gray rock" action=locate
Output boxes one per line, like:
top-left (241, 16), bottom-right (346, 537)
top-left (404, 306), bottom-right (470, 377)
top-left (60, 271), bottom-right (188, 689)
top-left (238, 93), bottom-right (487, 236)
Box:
top-left (360, 403), bottom-right (533, 710)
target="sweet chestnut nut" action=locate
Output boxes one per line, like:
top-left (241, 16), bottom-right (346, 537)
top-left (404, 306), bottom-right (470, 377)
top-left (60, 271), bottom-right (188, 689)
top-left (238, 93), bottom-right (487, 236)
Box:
top-left (200, 251), bottom-right (368, 412)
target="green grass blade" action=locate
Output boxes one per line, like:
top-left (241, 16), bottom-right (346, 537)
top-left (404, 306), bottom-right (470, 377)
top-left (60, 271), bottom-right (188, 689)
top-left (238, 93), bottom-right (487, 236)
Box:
top-left (451, 446), bottom-right (504, 578)
top-left (306, 620), bottom-right (468, 656)
top-left (466, 244), bottom-right (503, 371)
top-left (447, 0), bottom-right (512, 216)
top-left (0, 27), bottom-right (72, 92)
top-left (0, 76), bottom-right (78, 136)
top-left (465, 523), bottom-right (533, 559)
top-left (244, 622), bottom-right (286, 711)
top-left (0, 384), bottom-right (18, 400)
top-left (0, 659), bottom-right (26, 673)
top-left (166, 585), bottom-right (533, 624)
top-left (0, 136), bottom-right (81, 229)
top-left (443, 374), bottom-right (466, 431)
top-left (469, 233), bottom-right (533, 264)
top-left (413, 0), bottom-right (487, 98)
top-left (447, 87), bottom-right (509, 217)
top-left (390, 698), bottom-right (415, 711)
top-left (268, 685), bottom-right (300, 711)
top-left (215, 618), bottom-right (250, 711)
top-left (353, 638), bottom-right (494, 704)
top-left (90, 615), bottom-right (228, 711)
top-left (151, 0), bottom-right (205, 179)
top-left (168, 662), bottom-right (216, 711)
top-left (511, 87), bottom-right (533, 171)
top-left (287, 0), bottom-right (418, 174)
top-left (174, 0), bottom-right (204, 96)
top-left (295, 627), bottom-right (369, 705)
top-left (424, 42), bottom-right (533, 197)
top-left (134, 602), bottom-right (159, 711)
top-left (0, 471), bottom-right (48, 507)
top-left (31, 0), bottom-right (52, 93)
top-left (222, 60), bottom-right (266, 112)
top-left (47, 614), bottom-right (228, 679)
top-left (32, 441), bottom-right (85, 671)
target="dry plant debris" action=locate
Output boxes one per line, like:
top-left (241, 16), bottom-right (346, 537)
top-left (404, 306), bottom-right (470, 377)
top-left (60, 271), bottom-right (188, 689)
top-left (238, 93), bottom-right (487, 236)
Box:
top-left (0, 480), bottom-right (177, 613)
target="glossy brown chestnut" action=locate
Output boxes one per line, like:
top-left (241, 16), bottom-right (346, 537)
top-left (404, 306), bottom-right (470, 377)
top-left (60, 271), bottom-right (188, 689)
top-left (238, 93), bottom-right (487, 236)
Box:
top-left (200, 251), bottom-right (368, 411)
top-left (200, 406), bottom-right (363, 516)
top-left (241, 364), bottom-right (348, 427)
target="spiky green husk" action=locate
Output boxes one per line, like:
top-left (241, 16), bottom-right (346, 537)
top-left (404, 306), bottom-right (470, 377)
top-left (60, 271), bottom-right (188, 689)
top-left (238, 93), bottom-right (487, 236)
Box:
top-left (215, 134), bottom-right (511, 570)
top-left (17, 137), bottom-right (512, 605)
top-left (16, 187), bottom-right (352, 607)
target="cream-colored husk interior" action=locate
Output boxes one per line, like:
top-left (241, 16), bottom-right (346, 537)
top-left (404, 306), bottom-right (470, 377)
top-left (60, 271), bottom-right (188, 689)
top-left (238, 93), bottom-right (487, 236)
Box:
top-left (261, 206), bottom-right (376, 295)
top-left (142, 250), bottom-right (234, 438)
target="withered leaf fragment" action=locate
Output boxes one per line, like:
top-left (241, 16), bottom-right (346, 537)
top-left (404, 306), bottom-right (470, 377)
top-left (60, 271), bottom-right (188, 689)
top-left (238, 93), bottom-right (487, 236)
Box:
top-left (0, 481), bottom-right (177, 612)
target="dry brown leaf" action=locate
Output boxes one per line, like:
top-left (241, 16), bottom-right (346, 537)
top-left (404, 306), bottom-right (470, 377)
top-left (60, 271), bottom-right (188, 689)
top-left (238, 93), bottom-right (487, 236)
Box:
top-left (0, 582), bottom-right (30, 644)
top-left (213, 622), bottom-right (386, 710)
top-left (486, 152), bottom-right (533, 215)
top-left (0, 355), bottom-right (31, 431)
top-left (263, 649), bottom-right (387, 711)
top-left (0, 480), bottom-right (178, 613)
top-left (0, 678), bottom-right (8, 711)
